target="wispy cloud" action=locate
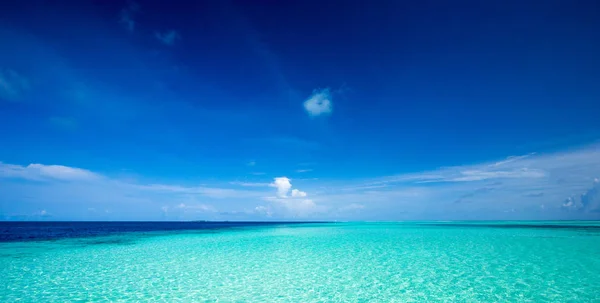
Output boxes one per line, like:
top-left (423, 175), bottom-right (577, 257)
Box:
top-left (155, 30), bottom-right (181, 46)
top-left (303, 88), bottom-right (332, 117)
top-left (119, 1), bottom-right (140, 33)
top-left (131, 183), bottom-right (264, 199)
top-left (2, 144), bottom-right (599, 220)
top-left (247, 161), bottom-right (256, 167)
top-left (371, 157), bottom-right (551, 185)
top-left (489, 153), bottom-right (535, 167)
top-left (0, 69), bottom-right (29, 101)
top-left (312, 144), bottom-right (600, 220)
top-left (230, 181), bottom-right (270, 187)
top-left (0, 162), bottom-right (100, 181)
top-left (296, 169), bottom-right (313, 173)
top-left (0, 161), bottom-right (269, 220)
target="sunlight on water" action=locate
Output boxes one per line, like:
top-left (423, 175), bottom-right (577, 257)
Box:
top-left (2, 222), bottom-right (600, 302)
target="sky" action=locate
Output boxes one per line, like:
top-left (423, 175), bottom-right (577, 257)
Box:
top-left (0, 0), bottom-right (599, 221)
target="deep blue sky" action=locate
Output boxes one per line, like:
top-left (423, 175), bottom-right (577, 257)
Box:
top-left (1, 0), bottom-right (599, 221)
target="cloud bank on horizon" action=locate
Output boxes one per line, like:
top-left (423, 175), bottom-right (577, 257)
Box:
top-left (1, 1), bottom-right (599, 221)
top-left (1, 144), bottom-right (599, 220)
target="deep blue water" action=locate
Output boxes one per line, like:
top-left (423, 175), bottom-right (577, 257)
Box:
top-left (0, 221), bottom-right (314, 242)
top-left (4, 221), bottom-right (598, 243)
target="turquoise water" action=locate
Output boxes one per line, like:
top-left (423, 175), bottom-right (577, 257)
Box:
top-left (2, 222), bottom-right (600, 302)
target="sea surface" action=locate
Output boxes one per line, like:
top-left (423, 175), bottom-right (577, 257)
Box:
top-left (1, 221), bottom-right (600, 302)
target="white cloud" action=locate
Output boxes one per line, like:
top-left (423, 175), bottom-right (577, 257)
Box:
top-left (371, 155), bottom-right (554, 185)
top-left (2, 144), bottom-right (599, 220)
top-left (291, 189), bottom-right (307, 197)
top-left (155, 30), bottom-right (181, 46)
top-left (0, 162), bottom-right (100, 181)
top-left (270, 177), bottom-right (293, 198)
top-left (0, 160), bottom-right (269, 220)
top-left (265, 177), bottom-right (320, 216)
top-left (490, 153), bottom-right (535, 167)
top-left (296, 169), bottom-right (313, 173)
top-left (0, 69), bottom-right (30, 101)
top-left (313, 144), bottom-right (600, 220)
top-left (247, 161), bottom-right (256, 167)
top-left (303, 88), bottom-right (332, 117)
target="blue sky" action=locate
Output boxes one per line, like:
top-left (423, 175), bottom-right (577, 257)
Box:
top-left (1, 0), bottom-right (599, 221)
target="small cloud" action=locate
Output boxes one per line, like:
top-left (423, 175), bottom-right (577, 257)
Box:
top-left (247, 161), bottom-right (256, 167)
top-left (251, 172), bottom-right (266, 176)
top-left (0, 69), bottom-right (30, 101)
top-left (120, 1), bottom-right (140, 33)
top-left (303, 88), bottom-right (332, 117)
top-left (155, 30), bottom-right (181, 46)
top-left (296, 169), bottom-right (313, 173)
top-left (291, 189), bottom-right (307, 197)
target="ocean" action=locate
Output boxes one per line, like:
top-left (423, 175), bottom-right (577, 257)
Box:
top-left (1, 221), bottom-right (599, 302)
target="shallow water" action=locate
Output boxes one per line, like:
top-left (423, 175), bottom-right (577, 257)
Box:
top-left (2, 222), bottom-right (600, 302)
